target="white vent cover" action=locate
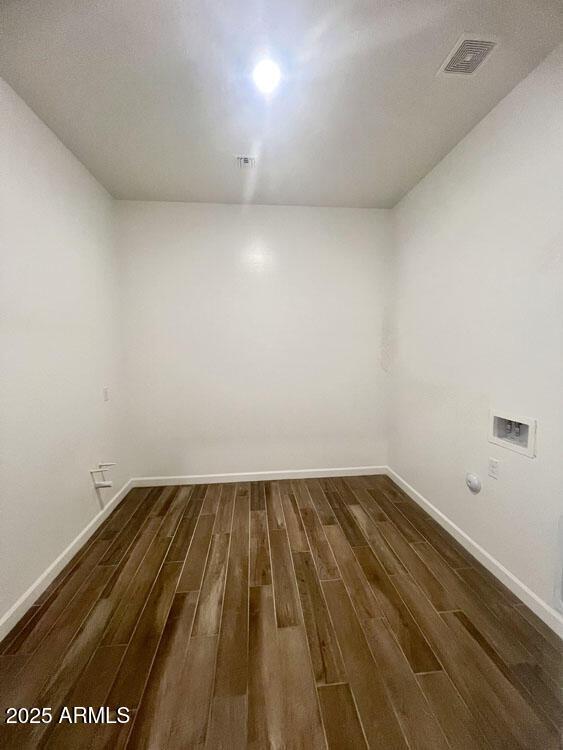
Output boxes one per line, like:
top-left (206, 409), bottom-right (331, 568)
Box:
top-left (439, 36), bottom-right (497, 75)
top-left (236, 155), bottom-right (256, 169)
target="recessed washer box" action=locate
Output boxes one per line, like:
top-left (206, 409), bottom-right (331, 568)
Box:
top-left (489, 410), bottom-right (537, 457)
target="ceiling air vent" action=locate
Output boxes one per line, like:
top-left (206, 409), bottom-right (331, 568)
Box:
top-left (236, 155), bottom-right (256, 169)
top-left (439, 36), bottom-right (497, 75)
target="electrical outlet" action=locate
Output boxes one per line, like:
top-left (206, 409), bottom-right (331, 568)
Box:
top-left (488, 458), bottom-right (500, 480)
top-left (103, 387), bottom-right (110, 402)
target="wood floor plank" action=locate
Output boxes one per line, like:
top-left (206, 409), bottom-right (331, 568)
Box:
top-left (316, 477), bottom-right (335, 494)
top-left (511, 662), bottom-right (563, 731)
top-left (4, 618), bottom-right (124, 750)
top-left (452, 608), bottom-right (525, 677)
top-left (348, 504), bottom-right (407, 575)
top-left (276, 625), bottom-right (327, 749)
top-left (176, 513), bottom-right (216, 593)
top-left (263, 480), bottom-right (274, 509)
top-left (391, 573), bottom-right (515, 750)
top-left (342, 475), bottom-right (369, 490)
top-left (280, 491), bottom-right (309, 552)
top-left (412, 541), bottom-right (534, 665)
top-left (365, 486), bottom-right (424, 543)
top-left (291, 479), bottom-right (314, 509)
top-left (327, 476), bottom-right (357, 505)
top-left (89, 710), bottom-right (135, 750)
top-left (268, 529), bottom-right (301, 628)
top-left (0, 653), bottom-right (27, 678)
top-left (100, 517), bottom-right (163, 604)
top-left (126, 591), bottom-right (198, 750)
top-left (211, 484), bottom-right (250, 695)
top-left (193, 483), bottom-right (210, 500)
top-left (201, 483), bottom-right (221, 515)
top-left (102, 533), bottom-right (172, 645)
top-left (364, 617), bottom-right (450, 750)
top-left (169, 635), bottom-right (218, 749)
top-left (250, 481), bottom-right (266, 511)
top-left (192, 532), bottom-right (230, 636)
top-left (204, 696), bottom-right (247, 750)
top-left (417, 671), bottom-right (494, 750)
top-left (354, 545), bottom-right (441, 673)
top-left (21, 599), bottom-right (119, 749)
top-left (249, 585), bottom-right (325, 750)
top-left (265, 481), bottom-right (285, 530)
top-left (350, 493), bottom-right (387, 521)
top-left (100, 492), bottom-right (157, 565)
top-left (249, 510), bottom-right (272, 586)
top-left (26, 599), bottom-right (117, 747)
top-left (456, 566), bottom-right (562, 682)
top-left (304, 479), bottom-right (337, 525)
top-left (324, 525), bottom-right (381, 621)
top-left (389, 498), bottom-right (471, 569)
top-left (514, 604), bottom-right (563, 651)
top-left (324, 490), bottom-right (366, 547)
top-left (6, 538), bottom-right (112, 654)
top-left (372, 475), bottom-right (409, 502)
top-left (456, 565), bottom-right (528, 617)
top-left (442, 610), bottom-right (559, 750)
top-left (30, 540), bottom-right (98, 610)
top-left (358, 474), bottom-right (387, 489)
top-left (3, 564), bottom-right (114, 710)
top-left (318, 683), bottom-right (367, 749)
top-left (44, 644), bottom-right (127, 750)
top-left (392, 572), bottom-right (556, 750)
top-left (467, 558), bottom-right (525, 606)
top-left (299, 506), bottom-right (339, 580)
top-left (0, 605), bottom-right (40, 655)
top-left (214, 483), bottom-right (236, 533)
top-left (206, 485), bottom-right (250, 749)
top-left (94, 487), bottom-right (150, 543)
top-left (292, 550), bottom-right (346, 685)
top-left (248, 585), bottom-right (284, 749)
top-left (321, 579), bottom-right (408, 749)
top-left (166, 494), bottom-right (205, 562)
top-left (106, 561), bottom-right (181, 710)
top-left (159, 486), bottom-right (193, 537)
top-left (149, 485), bottom-right (177, 517)
top-left (376, 521), bottom-right (455, 611)
top-left (450, 609), bottom-right (562, 731)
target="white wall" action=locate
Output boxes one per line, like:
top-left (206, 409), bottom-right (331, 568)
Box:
top-left (116, 202), bottom-right (392, 477)
top-left (0, 79), bottom-right (130, 625)
top-left (389, 45), bottom-right (563, 618)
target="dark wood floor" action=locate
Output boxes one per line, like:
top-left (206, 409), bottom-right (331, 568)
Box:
top-left (1, 476), bottom-right (561, 749)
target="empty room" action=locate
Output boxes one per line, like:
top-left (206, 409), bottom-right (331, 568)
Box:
top-left (1, 1), bottom-right (562, 748)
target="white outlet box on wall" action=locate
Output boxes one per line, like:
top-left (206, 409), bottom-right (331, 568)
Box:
top-left (489, 410), bottom-right (537, 458)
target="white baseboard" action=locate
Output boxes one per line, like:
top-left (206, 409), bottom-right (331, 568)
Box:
top-left (0, 479), bottom-right (133, 641)
top-left (131, 465), bottom-right (387, 487)
top-left (386, 467), bottom-right (563, 639)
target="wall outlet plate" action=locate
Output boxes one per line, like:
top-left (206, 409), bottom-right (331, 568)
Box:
top-left (488, 458), bottom-right (500, 479)
top-left (489, 410), bottom-right (537, 458)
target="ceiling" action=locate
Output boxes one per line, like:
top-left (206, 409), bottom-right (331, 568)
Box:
top-left (1, 0), bottom-right (562, 208)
